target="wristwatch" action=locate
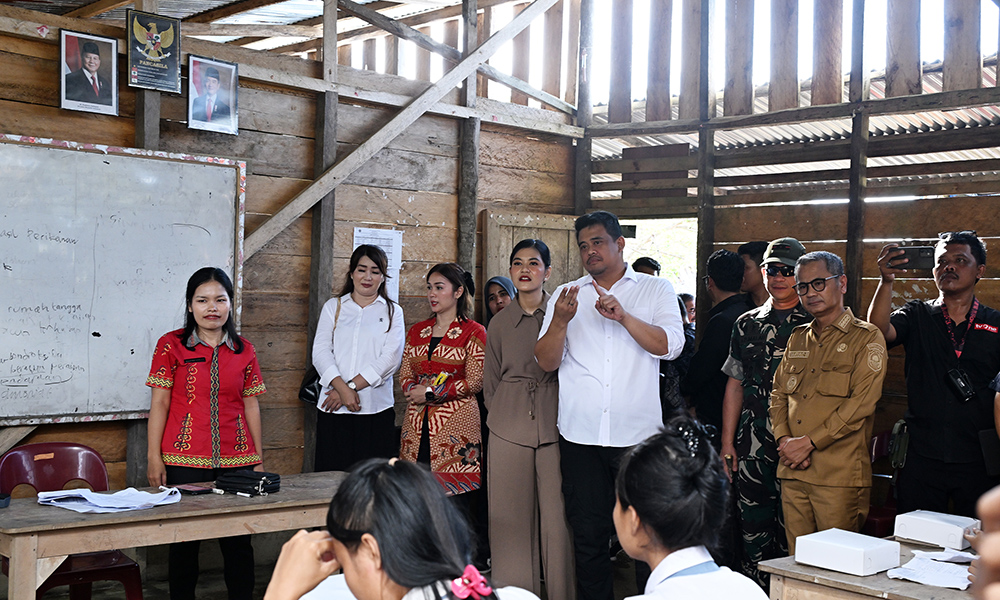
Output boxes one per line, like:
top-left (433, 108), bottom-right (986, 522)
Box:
top-left (347, 381), bottom-right (357, 391)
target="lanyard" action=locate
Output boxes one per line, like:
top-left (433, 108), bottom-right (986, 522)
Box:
top-left (941, 298), bottom-right (979, 358)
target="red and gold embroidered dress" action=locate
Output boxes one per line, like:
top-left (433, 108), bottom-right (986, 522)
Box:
top-left (399, 317), bottom-right (486, 494)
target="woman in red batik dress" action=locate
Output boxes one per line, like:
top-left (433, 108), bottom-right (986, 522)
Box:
top-left (145, 267), bottom-right (266, 600)
top-left (399, 262), bottom-right (487, 503)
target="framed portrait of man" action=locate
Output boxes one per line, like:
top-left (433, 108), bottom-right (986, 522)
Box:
top-left (60, 30), bottom-right (118, 116)
top-left (187, 56), bottom-right (238, 135)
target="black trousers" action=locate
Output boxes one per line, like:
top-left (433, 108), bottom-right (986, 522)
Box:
top-left (559, 437), bottom-right (649, 600)
top-left (165, 465), bottom-right (255, 600)
top-left (315, 407), bottom-right (397, 472)
top-left (897, 451), bottom-right (999, 518)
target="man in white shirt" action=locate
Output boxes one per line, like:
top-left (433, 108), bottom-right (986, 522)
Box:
top-left (535, 210), bottom-right (684, 600)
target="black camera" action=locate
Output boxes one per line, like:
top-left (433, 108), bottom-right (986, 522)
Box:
top-left (947, 368), bottom-right (976, 402)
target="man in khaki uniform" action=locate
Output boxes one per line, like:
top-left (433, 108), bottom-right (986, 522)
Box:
top-left (770, 251), bottom-right (886, 553)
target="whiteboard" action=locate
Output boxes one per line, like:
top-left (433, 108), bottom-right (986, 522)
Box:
top-left (0, 136), bottom-right (245, 424)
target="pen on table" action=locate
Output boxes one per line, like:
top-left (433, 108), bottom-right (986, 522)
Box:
top-left (235, 492), bottom-right (252, 498)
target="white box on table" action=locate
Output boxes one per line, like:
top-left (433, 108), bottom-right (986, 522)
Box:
top-left (893, 510), bottom-right (980, 550)
top-left (794, 528), bottom-right (901, 576)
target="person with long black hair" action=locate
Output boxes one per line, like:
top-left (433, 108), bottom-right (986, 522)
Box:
top-left (613, 417), bottom-right (767, 599)
top-left (146, 267), bottom-right (265, 600)
top-left (311, 244), bottom-right (405, 471)
top-left (264, 459), bottom-right (539, 600)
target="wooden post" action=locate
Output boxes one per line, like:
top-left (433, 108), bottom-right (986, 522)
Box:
top-left (943, 0), bottom-right (981, 91)
top-left (647, 0), bottom-right (672, 121)
top-left (812, 0), bottom-right (843, 105)
top-left (886, 0), bottom-right (921, 97)
top-left (565, 0), bottom-right (580, 106)
top-left (543, 0), bottom-right (563, 104)
top-left (444, 18), bottom-right (460, 58)
top-left (458, 0), bottom-right (479, 274)
top-left (608, 0), bottom-right (633, 123)
top-left (846, 0), bottom-right (868, 312)
top-left (769, 0), bottom-right (798, 111)
top-left (574, 0), bottom-right (593, 214)
top-left (385, 34), bottom-right (399, 75)
top-left (695, 0), bottom-right (714, 329)
top-left (477, 10), bottom-right (490, 97)
top-left (416, 26), bottom-right (432, 80)
top-left (338, 43), bottom-right (352, 66)
top-left (133, 0), bottom-right (159, 150)
top-left (679, 0), bottom-right (712, 119)
top-left (511, 3), bottom-right (531, 104)
top-left (724, 0), bottom-right (753, 116)
top-left (304, 0), bottom-right (340, 473)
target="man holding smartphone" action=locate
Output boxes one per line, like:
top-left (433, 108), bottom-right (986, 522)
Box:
top-left (867, 231), bottom-right (1000, 518)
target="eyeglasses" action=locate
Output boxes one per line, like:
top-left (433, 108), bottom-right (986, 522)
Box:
top-left (794, 275), bottom-right (839, 295)
top-left (765, 265), bottom-right (795, 278)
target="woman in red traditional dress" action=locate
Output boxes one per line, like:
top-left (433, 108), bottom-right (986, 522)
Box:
top-left (399, 262), bottom-right (487, 502)
top-left (145, 267), bottom-right (265, 600)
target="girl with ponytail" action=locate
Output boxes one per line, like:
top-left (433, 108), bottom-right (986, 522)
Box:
top-left (397, 263), bottom-right (487, 508)
top-left (613, 416), bottom-right (768, 599)
top-left (265, 459), bottom-right (538, 600)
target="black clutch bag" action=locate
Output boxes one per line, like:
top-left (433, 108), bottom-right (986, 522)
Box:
top-left (215, 470), bottom-right (281, 496)
top-left (298, 366), bottom-right (321, 405)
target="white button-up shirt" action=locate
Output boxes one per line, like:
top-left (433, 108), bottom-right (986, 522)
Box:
top-left (312, 293), bottom-right (405, 415)
top-left (628, 546), bottom-right (767, 600)
top-left (538, 266), bottom-right (684, 447)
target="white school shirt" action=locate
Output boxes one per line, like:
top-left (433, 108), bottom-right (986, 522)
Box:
top-left (538, 266), bottom-right (684, 447)
top-left (627, 546), bottom-right (768, 600)
top-left (312, 293), bottom-right (405, 415)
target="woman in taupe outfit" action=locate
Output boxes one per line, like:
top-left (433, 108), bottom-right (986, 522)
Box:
top-left (484, 238), bottom-right (575, 600)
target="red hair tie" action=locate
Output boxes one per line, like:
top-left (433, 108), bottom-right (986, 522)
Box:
top-left (450, 564), bottom-right (493, 600)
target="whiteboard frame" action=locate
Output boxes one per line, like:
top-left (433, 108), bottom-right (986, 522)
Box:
top-left (0, 133), bottom-right (247, 425)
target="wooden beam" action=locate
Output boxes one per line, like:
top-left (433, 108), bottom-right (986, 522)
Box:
top-left (511, 3), bottom-right (531, 104)
top-left (186, 0), bottom-right (292, 24)
top-left (182, 23), bottom-right (323, 38)
top-left (812, 0), bottom-right (843, 105)
top-left (458, 117), bottom-right (480, 273)
top-left (849, 0), bottom-right (868, 103)
top-left (698, 0), bottom-right (712, 122)
top-left (336, 0), bottom-right (513, 44)
top-left (678, 0), bottom-right (703, 119)
top-left (463, 0), bottom-right (478, 105)
top-left (304, 0), bottom-right (339, 474)
top-left (943, 0), bottom-right (981, 91)
top-left (477, 9), bottom-right (490, 97)
top-left (244, 0), bottom-right (561, 258)
top-left (574, 0), bottom-right (594, 214)
top-left (64, 0), bottom-right (129, 18)
top-left (542, 0), bottom-right (563, 104)
top-left (695, 126), bottom-right (715, 332)
top-left (338, 43), bottom-right (353, 66)
top-left (608, 0), bottom-right (633, 123)
top-left (646, 0), bottom-right (673, 121)
top-left (886, 0), bottom-right (921, 97)
top-left (724, 0), bottom-right (753, 116)
top-left (846, 108), bottom-right (869, 312)
top-left (416, 26), bottom-right (432, 80)
top-left (588, 85), bottom-right (1000, 137)
top-left (564, 0), bottom-right (580, 105)
top-left (0, 426), bottom-right (36, 456)
top-left (385, 34), bottom-right (399, 75)
top-left (770, 0), bottom-right (798, 110)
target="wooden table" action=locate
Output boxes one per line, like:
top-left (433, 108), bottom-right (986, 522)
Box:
top-left (760, 542), bottom-right (970, 600)
top-left (0, 471), bottom-right (346, 600)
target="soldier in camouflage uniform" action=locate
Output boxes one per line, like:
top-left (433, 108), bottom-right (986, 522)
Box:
top-left (719, 238), bottom-right (812, 591)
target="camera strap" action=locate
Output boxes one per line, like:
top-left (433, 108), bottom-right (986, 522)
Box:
top-left (941, 297), bottom-right (979, 358)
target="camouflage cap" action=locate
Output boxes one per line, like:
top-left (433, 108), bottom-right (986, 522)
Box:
top-left (762, 237), bottom-right (806, 267)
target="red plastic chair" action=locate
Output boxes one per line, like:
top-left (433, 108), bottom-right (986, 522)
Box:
top-left (0, 442), bottom-right (143, 600)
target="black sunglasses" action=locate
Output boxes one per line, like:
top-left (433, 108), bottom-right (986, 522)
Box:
top-left (765, 264), bottom-right (795, 278)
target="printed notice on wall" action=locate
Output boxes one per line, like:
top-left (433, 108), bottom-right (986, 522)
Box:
top-left (353, 227), bottom-right (403, 301)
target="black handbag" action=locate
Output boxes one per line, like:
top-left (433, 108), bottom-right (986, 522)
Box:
top-left (215, 470), bottom-right (281, 496)
top-left (299, 297), bottom-right (341, 404)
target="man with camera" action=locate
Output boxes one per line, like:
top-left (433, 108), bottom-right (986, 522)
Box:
top-left (867, 231), bottom-right (1000, 518)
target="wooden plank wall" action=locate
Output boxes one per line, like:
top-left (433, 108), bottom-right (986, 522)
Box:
top-left (0, 30), bottom-right (576, 486)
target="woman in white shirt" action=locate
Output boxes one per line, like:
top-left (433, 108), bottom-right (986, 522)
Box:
top-left (263, 458), bottom-right (539, 600)
top-left (614, 417), bottom-right (769, 600)
top-left (312, 244), bottom-right (405, 472)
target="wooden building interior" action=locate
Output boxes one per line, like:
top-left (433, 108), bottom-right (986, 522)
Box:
top-left (2, 0), bottom-right (1000, 544)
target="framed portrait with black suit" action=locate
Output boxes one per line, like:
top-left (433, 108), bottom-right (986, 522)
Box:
top-left (188, 56), bottom-right (238, 135)
top-left (60, 30), bottom-right (118, 116)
